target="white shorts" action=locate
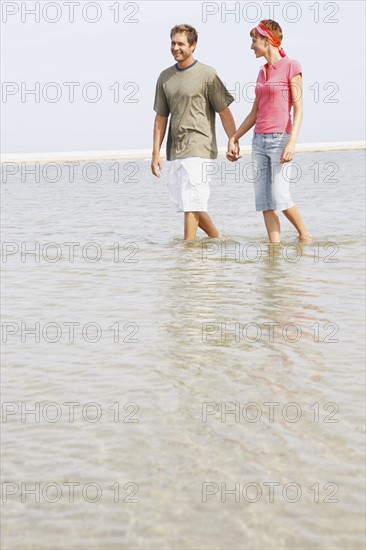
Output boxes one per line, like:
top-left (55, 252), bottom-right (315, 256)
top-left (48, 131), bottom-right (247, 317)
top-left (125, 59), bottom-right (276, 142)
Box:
top-left (167, 157), bottom-right (211, 213)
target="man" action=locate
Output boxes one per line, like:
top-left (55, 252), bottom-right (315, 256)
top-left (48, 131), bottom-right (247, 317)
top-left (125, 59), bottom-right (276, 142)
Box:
top-left (151, 24), bottom-right (239, 241)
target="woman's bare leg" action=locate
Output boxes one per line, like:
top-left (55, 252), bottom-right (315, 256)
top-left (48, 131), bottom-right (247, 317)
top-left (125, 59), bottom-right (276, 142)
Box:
top-left (282, 205), bottom-right (312, 241)
top-left (263, 210), bottom-right (281, 243)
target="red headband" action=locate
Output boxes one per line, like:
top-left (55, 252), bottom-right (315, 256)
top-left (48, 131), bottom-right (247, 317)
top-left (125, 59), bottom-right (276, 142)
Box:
top-left (255, 22), bottom-right (285, 57)
top-left (256, 23), bottom-right (281, 47)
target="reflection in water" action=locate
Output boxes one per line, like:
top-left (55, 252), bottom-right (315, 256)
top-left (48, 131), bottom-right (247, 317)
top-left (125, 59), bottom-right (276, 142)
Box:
top-left (2, 153), bottom-right (365, 549)
top-left (162, 239), bottom-right (329, 381)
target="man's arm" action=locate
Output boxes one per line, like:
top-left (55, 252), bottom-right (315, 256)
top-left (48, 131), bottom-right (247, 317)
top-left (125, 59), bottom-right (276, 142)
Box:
top-left (219, 107), bottom-right (236, 139)
top-left (219, 107), bottom-right (239, 160)
top-left (151, 114), bottom-right (168, 177)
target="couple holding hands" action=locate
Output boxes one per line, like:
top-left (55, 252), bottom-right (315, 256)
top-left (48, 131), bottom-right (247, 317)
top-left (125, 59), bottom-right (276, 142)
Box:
top-left (151, 21), bottom-right (311, 243)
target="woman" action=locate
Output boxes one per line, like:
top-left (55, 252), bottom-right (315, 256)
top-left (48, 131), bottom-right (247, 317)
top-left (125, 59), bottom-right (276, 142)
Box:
top-left (227, 20), bottom-right (311, 244)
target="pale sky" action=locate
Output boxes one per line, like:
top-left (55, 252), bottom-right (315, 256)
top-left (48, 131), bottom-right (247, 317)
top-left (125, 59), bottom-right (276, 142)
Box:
top-left (1, 0), bottom-right (365, 153)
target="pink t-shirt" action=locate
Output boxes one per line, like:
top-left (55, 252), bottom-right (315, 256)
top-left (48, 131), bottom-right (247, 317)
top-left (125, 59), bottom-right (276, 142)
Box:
top-left (254, 56), bottom-right (302, 133)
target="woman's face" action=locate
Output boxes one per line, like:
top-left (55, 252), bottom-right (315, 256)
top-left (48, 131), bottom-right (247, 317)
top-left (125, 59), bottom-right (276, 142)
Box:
top-left (250, 35), bottom-right (268, 58)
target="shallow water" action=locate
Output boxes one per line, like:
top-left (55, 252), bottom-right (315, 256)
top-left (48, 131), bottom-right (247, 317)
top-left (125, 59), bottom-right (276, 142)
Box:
top-left (1, 151), bottom-right (365, 549)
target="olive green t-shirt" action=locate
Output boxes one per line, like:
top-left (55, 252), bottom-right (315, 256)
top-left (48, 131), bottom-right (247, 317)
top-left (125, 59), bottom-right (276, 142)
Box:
top-left (153, 60), bottom-right (234, 160)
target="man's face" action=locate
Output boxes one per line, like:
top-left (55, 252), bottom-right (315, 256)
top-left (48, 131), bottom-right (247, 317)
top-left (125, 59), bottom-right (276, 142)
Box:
top-left (171, 32), bottom-right (196, 63)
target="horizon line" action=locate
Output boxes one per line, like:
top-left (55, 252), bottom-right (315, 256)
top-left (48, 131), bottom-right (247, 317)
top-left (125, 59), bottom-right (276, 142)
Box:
top-left (1, 141), bottom-right (365, 163)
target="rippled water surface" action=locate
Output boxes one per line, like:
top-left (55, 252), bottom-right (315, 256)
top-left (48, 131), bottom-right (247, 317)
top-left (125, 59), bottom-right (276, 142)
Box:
top-left (1, 151), bottom-right (365, 549)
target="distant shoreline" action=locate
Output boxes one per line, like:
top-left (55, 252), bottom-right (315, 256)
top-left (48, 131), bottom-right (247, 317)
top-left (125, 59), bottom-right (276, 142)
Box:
top-left (1, 141), bottom-right (365, 163)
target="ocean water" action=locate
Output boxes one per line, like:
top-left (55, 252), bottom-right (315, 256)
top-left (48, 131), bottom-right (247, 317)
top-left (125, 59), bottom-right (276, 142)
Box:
top-left (1, 150), bottom-right (365, 549)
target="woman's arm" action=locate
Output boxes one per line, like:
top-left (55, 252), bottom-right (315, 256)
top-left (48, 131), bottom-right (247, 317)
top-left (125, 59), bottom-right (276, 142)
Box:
top-left (280, 74), bottom-right (303, 163)
top-left (227, 100), bottom-right (258, 161)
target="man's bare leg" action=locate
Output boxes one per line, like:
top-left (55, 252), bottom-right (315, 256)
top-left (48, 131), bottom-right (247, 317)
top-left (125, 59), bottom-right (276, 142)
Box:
top-left (184, 212), bottom-right (200, 240)
top-left (198, 212), bottom-right (220, 238)
top-left (282, 205), bottom-right (312, 241)
top-left (263, 210), bottom-right (281, 243)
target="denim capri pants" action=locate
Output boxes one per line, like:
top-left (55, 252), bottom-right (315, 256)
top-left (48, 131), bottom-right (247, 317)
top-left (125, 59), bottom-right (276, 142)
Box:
top-left (252, 132), bottom-right (294, 212)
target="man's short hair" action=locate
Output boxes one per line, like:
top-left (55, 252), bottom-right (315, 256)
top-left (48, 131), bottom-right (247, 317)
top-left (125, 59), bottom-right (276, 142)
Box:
top-left (170, 24), bottom-right (198, 46)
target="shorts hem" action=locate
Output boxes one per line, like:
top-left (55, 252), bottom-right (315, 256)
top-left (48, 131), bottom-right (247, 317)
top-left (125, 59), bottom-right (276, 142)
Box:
top-left (255, 202), bottom-right (294, 212)
top-left (176, 205), bottom-right (209, 213)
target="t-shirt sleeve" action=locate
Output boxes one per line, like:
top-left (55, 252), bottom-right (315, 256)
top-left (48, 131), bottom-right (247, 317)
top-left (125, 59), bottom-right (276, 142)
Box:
top-left (153, 75), bottom-right (170, 117)
top-left (288, 60), bottom-right (302, 81)
top-left (206, 72), bottom-right (235, 112)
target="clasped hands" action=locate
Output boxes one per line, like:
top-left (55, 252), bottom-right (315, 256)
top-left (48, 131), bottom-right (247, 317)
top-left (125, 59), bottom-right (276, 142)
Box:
top-left (226, 137), bottom-right (241, 162)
